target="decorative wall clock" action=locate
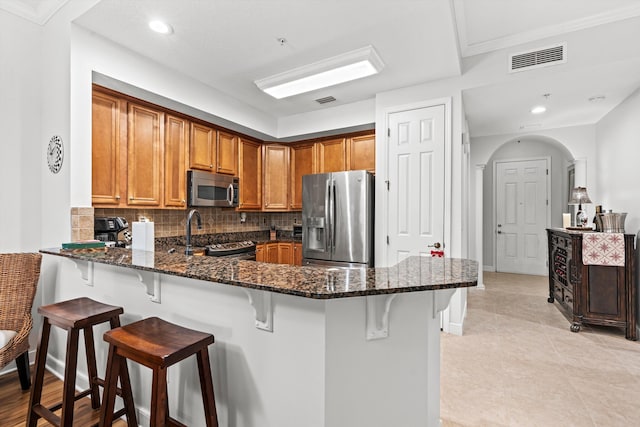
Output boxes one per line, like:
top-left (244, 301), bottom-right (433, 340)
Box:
top-left (47, 135), bottom-right (64, 174)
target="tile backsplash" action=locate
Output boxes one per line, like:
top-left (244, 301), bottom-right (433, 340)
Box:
top-left (87, 208), bottom-right (301, 239)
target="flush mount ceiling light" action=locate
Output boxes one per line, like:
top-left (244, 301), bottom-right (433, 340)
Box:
top-left (148, 20), bottom-right (173, 34)
top-left (530, 105), bottom-right (546, 114)
top-left (255, 45), bottom-right (384, 99)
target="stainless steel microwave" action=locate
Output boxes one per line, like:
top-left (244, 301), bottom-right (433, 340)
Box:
top-left (187, 170), bottom-right (239, 207)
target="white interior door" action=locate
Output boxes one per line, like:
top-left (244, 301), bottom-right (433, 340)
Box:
top-left (495, 158), bottom-right (549, 275)
top-left (387, 105), bottom-right (445, 263)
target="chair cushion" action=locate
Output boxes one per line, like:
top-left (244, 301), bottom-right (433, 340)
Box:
top-left (0, 330), bottom-right (17, 350)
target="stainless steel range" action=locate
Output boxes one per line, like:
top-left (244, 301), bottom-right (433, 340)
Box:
top-left (205, 241), bottom-right (256, 260)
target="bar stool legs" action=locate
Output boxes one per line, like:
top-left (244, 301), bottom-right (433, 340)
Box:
top-left (26, 297), bottom-right (137, 427)
top-left (100, 317), bottom-right (218, 427)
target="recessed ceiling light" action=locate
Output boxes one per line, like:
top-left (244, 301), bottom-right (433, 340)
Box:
top-left (530, 106), bottom-right (546, 114)
top-left (255, 45), bottom-right (384, 99)
top-left (149, 20), bottom-right (173, 34)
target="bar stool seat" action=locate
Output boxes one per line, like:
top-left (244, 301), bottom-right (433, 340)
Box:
top-left (100, 317), bottom-right (218, 427)
top-left (27, 297), bottom-right (137, 427)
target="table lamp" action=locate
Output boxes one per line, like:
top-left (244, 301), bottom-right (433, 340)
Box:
top-left (569, 187), bottom-right (592, 227)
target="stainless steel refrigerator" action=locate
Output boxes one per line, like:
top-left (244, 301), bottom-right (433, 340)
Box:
top-left (302, 170), bottom-right (374, 267)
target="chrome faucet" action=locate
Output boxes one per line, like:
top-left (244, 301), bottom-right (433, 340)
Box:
top-left (185, 209), bottom-right (202, 255)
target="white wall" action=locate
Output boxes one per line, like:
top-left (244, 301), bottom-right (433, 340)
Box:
top-left (0, 11), bottom-right (42, 252)
top-left (469, 125), bottom-right (597, 269)
top-left (477, 137), bottom-right (572, 268)
top-left (595, 87), bottom-right (640, 235)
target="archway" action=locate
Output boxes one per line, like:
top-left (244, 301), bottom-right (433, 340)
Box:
top-left (473, 134), bottom-right (578, 278)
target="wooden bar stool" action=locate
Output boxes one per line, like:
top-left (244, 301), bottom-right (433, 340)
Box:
top-left (99, 316), bottom-right (218, 427)
top-left (27, 297), bottom-right (137, 427)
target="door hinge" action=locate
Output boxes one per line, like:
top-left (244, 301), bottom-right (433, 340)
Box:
top-left (546, 169), bottom-right (549, 175)
top-left (385, 180), bottom-right (390, 190)
top-left (386, 236), bottom-right (390, 245)
top-left (387, 128), bottom-right (391, 137)
top-left (546, 199), bottom-right (549, 205)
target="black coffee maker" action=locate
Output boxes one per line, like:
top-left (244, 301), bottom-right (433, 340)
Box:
top-left (94, 217), bottom-right (129, 247)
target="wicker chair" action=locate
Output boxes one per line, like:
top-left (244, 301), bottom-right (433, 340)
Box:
top-left (0, 253), bottom-right (42, 390)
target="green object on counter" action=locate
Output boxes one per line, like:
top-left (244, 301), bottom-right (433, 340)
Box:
top-left (61, 241), bottom-right (105, 249)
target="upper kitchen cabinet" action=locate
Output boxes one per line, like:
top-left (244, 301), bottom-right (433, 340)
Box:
top-left (164, 114), bottom-right (189, 208)
top-left (189, 122), bottom-right (216, 171)
top-left (217, 130), bottom-right (238, 176)
top-left (238, 138), bottom-right (262, 210)
top-left (347, 133), bottom-right (375, 173)
top-left (127, 102), bottom-right (164, 206)
top-left (92, 89), bottom-right (126, 207)
top-left (263, 144), bottom-right (290, 211)
top-left (314, 137), bottom-right (346, 173)
top-left (290, 142), bottom-right (314, 210)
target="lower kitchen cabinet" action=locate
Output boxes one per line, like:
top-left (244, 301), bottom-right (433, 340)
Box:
top-left (546, 228), bottom-right (637, 340)
top-left (278, 242), bottom-right (293, 265)
top-left (255, 243), bottom-right (265, 262)
top-left (256, 242), bottom-right (298, 265)
top-left (265, 242), bottom-right (279, 263)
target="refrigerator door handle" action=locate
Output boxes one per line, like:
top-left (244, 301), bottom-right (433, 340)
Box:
top-left (325, 178), bottom-right (332, 252)
top-left (331, 180), bottom-right (336, 252)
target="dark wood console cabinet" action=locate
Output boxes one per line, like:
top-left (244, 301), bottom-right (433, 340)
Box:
top-left (546, 228), bottom-right (637, 340)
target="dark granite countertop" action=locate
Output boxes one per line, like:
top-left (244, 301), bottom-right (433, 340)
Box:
top-left (40, 247), bottom-right (477, 299)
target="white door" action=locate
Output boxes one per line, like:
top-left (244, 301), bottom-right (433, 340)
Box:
top-left (387, 105), bottom-right (446, 263)
top-left (495, 158), bottom-right (549, 275)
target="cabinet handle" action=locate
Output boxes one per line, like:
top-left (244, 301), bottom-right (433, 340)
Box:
top-left (115, 195), bottom-right (120, 200)
top-left (210, 164), bottom-right (213, 168)
top-left (129, 197), bottom-right (134, 200)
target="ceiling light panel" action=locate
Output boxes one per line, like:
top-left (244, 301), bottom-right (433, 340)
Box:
top-left (255, 45), bottom-right (384, 99)
top-left (149, 20), bottom-right (173, 34)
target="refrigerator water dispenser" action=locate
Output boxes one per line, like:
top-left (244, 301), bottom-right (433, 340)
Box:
top-left (306, 217), bottom-right (326, 251)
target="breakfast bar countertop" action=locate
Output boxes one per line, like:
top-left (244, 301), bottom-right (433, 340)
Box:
top-left (40, 247), bottom-right (477, 299)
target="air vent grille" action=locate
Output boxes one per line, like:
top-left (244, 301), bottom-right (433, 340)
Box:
top-left (315, 96), bottom-right (336, 104)
top-left (509, 43), bottom-right (566, 73)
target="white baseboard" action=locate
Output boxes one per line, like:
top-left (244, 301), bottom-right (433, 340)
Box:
top-left (483, 264), bottom-right (494, 271)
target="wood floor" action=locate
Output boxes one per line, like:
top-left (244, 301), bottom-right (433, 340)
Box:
top-left (0, 367), bottom-right (127, 427)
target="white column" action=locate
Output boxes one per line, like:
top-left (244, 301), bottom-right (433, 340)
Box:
top-left (475, 164), bottom-right (485, 290)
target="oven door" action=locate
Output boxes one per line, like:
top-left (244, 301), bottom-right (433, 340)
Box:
top-left (188, 170), bottom-right (239, 207)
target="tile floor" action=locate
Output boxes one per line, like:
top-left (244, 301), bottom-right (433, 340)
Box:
top-left (440, 271), bottom-right (640, 427)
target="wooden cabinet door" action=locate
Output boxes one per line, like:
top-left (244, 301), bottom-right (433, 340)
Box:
top-left (293, 242), bottom-right (303, 266)
top-left (217, 130), bottom-right (238, 175)
top-left (255, 243), bottom-right (265, 262)
top-left (164, 115), bottom-right (188, 208)
top-left (290, 142), bottom-right (314, 210)
top-left (347, 133), bottom-right (375, 172)
top-left (127, 103), bottom-right (163, 206)
top-left (314, 138), bottom-right (346, 173)
top-left (266, 242), bottom-right (279, 263)
top-left (278, 243), bottom-right (293, 264)
top-left (263, 144), bottom-right (290, 211)
top-left (92, 90), bottom-right (126, 207)
top-left (238, 139), bottom-right (262, 210)
top-left (189, 122), bottom-right (216, 171)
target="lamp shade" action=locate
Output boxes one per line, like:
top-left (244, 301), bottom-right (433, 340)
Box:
top-left (568, 187), bottom-right (592, 205)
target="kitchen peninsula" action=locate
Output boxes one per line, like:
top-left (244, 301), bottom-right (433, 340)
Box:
top-left (40, 248), bottom-right (477, 427)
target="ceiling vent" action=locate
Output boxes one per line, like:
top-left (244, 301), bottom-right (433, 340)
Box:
top-left (509, 43), bottom-right (566, 73)
top-left (315, 96), bottom-right (336, 104)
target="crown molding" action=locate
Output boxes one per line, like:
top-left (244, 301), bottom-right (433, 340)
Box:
top-left (456, 3), bottom-right (640, 57)
top-left (0, 0), bottom-right (69, 25)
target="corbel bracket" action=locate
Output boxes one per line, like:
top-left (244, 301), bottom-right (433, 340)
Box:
top-left (71, 260), bottom-right (94, 286)
top-left (366, 294), bottom-right (397, 340)
top-left (243, 289), bottom-right (273, 332)
top-left (134, 270), bottom-right (162, 303)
